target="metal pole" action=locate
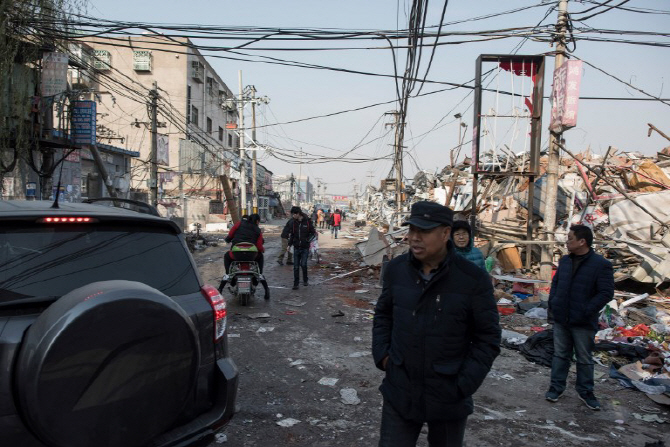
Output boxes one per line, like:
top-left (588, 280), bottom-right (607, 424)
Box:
top-left (238, 71), bottom-right (246, 215)
top-left (539, 0), bottom-right (569, 281)
top-left (149, 81), bottom-right (159, 206)
top-left (251, 87), bottom-right (258, 214)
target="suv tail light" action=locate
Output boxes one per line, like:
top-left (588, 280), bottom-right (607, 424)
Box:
top-left (201, 285), bottom-right (227, 342)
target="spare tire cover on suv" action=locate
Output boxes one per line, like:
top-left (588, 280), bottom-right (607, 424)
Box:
top-left (15, 281), bottom-right (200, 447)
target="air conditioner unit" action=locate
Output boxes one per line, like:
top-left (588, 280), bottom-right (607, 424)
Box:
top-left (93, 50), bottom-right (111, 70)
top-left (191, 61), bottom-right (204, 83)
top-left (133, 51), bottom-right (152, 72)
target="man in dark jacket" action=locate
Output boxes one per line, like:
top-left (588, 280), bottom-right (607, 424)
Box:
top-left (545, 224), bottom-right (614, 411)
top-left (287, 206), bottom-right (316, 290)
top-left (372, 201), bottom-right (501, 447)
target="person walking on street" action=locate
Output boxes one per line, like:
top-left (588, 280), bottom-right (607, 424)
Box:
top-left (331, 209), bottom-right (342, 238)
top-left (372, 201), bottom-right (501, 447)
top-left (317, 208), bottom-right (325, 228)
top-left (451, 220), bottom-right (486, 271)
top-left (287, 206), bottom-right (316, 290)
top-left (277, 215), bottom-right (294, 266)
top-left (325, 209), bottom-right (332, 230)
top-left (545, 224), bottom-right (614, 411)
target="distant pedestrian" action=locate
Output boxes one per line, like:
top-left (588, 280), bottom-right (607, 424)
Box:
top-left (545, 224), bottom-right (614, 411)
top-left (287, 206), bottom-right (316, 290)
top-left (451, 220), bottom-right (486, 271)
top-left (325, 209), bottom-right (332, 230)
top-left (317, 209), bottom-right (325, 228)
top-left (277, 214), bottom-right (294, 266)
top-left (331, 209), bottom-right (341, 238)
top-left (373, 201), bottom-right (500, 447)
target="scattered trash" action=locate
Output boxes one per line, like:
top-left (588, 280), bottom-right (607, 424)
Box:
top-left (348, 351), bottom-right (371, 358)
top-left (318, 377), bottom-right (339, 386)
top-left (276, 418), bottom-right (301, 427)
top-left (228, 334), bottom-right (240, 338)
top-left (290, 359), bottom-right (306, 367)
top-left (355, 289), bottom-right (369, 294)
top-left (633, 413), bottom-right (667, 423)
top-left (215, 433), bottom-right (228, 443)
top-left (525, 307), bottom-right (548, 319)
top-left (331, 310), bottom-right (345, 317)
top-left (340, 388), bottom-right (361, 405)
top-left (278, 300), bottom-right (307, 307)
top-left (248, 313), bottom-right (271, 319)
top-left (256, 326), bottom-right (275, 333)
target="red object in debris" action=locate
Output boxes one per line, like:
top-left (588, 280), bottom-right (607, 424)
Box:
top-left (285, 310), bottom-right (298, 315)
top-left (617, 324), bottom-right (650, 337)
top-left (497, 306), bottom-right (515, 316)
top-left (531, 326), bottom-right (546, 332)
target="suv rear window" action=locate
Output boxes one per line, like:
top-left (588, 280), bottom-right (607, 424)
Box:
top-left (0, 224), bottom-right (201, 303)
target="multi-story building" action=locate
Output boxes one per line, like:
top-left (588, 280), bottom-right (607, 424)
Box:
top-left (86, 34), bottom-right (241, 201)
top-left (272, 174), bottom-right (313, 206)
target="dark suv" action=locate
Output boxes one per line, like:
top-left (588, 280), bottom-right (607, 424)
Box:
top-left (0, 199), bottom-right (238, 447)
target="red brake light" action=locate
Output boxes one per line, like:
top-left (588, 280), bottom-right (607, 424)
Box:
top-left (201, 285), bottom-right (227, 342)
top-left (39, 217), bottom-right (96, 223)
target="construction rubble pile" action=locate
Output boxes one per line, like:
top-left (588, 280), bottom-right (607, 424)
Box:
top-left (357, 147), bottom-right (670, 405)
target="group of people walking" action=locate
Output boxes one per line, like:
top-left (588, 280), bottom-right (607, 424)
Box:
top-left (223, 200), bottom-right (614, 447)
top-left (313, 208), bottom-right (345, 237)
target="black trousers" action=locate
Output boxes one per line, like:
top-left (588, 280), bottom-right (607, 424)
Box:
top-left (224, 251), bottom-right (264, 274)
top-left (378, 399), bottom-right (467, 447)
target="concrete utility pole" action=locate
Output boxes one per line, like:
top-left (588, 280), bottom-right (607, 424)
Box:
top-left (540, 0), bottom-right (569, 281)
top-left (297, 148), bottom-right (303, 204)
top-left (149, 81), bottom-right (159, 206)
top-left (250, 86), bottom-right (258, 214)
top-left (238, 71), bottom-right (246, 215)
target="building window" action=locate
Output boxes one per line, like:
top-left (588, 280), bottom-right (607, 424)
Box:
top-left (207, 117), bottom-right (212, 134)
top-left (228, 134), bottom-right (233, 147)
top-left (191, 106), bottom-right (199, 127)
top-left (133, 51), bottom-right (152, 71)
top-left (206, 77), bottom-right (219, 96)
top-left (93, 50), bottom-right (111, 70)
top-left (186, 86), bottom-right (191, 124)
top-left (218, 126), bottom-right (223, 141)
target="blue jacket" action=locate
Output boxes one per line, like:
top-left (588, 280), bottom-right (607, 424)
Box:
top-left (454, 241), bottom-right (486, 271)
top-left (548, 249), bottom-right (614, 331)
top-left (372, 242), bottom-right (501, 422)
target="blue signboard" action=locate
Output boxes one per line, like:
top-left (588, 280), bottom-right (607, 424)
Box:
top-left (72, 100), bottom-right (96, 145)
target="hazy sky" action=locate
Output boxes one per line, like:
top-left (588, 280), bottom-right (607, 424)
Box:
top-left (87, 0), bottom-right (670, 196)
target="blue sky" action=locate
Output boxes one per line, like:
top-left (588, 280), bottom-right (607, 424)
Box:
top-left (87, 0), bottom-right (670, 195)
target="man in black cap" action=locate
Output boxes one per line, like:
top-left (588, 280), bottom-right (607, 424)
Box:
top-left (372, 201), bottom-right (501, 447)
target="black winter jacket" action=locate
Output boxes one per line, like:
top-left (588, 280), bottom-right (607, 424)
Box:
top-left (287, 214), bottom-right (315, 250)
top-left (372, 243), bottom-right (501, 422)
top-left (280, 218), bottom-right (294, 239)
top-left (548, 249), bottom-right (614, 330)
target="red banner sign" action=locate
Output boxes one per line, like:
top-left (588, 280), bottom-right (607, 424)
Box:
top-left (550, 60), bottom-right (583, 133)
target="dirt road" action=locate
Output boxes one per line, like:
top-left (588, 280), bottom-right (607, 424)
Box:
top-left (193, 219), bottom-right (669, 447)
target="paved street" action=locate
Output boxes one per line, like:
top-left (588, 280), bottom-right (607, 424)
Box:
top-left (192, 220), bottom-right (670, 447)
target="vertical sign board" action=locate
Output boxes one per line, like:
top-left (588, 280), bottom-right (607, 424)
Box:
top-left (72, 101), bottom-right (97, 145)
top-left (41, 52), bottom-right (69, 97)
top-left (550, 60), bottom-right (583, 133)
top-left (157, 134), bottom-right (170, 166)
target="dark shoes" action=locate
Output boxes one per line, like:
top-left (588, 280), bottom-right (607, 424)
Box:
top-left (303, 281), bottom-right (308, 286)
top-left (277, 259), bottom-right (283, 265)
top-left (292, 284), bottom-right (299, 290)
top-left (578, 392), bottom-right (601, 410)
top-left (545, 388), bottom-right (563, 402)
top-left (287, 261), bottom-right (294, 265)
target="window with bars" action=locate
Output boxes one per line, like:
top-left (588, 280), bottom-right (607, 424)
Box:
top-left (191, 106), bottom-right (199, 127)
top-left (133, 51), bottom-right (152, 71)
top-left (228, 134), bottom-right (233, 147)
top-left (93, 50), bottom-right (111, 70)
top-left (218, 126), bottom-right (223, 141)
top-left (207, 117), bottom-right (212, 134)
top-left (186, 86), bottom-right (191, 124)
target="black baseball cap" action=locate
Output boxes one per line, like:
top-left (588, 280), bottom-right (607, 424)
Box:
top-left (402, 201), bottom-right (454, 230)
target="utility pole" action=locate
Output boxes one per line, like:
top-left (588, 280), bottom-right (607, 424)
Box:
top-left (250, 86), bottom-right (258, 214)
top-left (540, 0), bottom-right (569, 281)
top-left (238, 71), bottom-right (246, 215)
top-left (297, 148), bottom-right (303, 204)
top-left (385, 111), bottom-right (405, 225)
top-left (149, 81), bottom-right (159, 207)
